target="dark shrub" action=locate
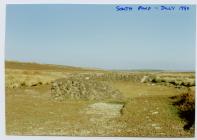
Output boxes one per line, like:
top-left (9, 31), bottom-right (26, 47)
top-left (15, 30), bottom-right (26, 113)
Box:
top-left (172, 91), bottom-right (195, 130)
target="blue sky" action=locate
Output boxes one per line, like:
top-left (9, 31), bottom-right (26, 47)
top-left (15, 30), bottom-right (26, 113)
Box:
top-left (5, 4), bottom-right (196, 71)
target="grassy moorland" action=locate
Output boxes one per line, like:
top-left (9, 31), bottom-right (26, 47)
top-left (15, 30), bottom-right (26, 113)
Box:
top-left (5, 61), bottom-right (195, 137)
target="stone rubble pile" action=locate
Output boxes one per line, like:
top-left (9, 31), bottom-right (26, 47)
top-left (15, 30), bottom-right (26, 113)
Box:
top-left (51, 75), bottom-right (123, 101)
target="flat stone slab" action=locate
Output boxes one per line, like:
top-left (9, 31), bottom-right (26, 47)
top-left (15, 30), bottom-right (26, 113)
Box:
top-left (85, 102), bottom-right (124, 118)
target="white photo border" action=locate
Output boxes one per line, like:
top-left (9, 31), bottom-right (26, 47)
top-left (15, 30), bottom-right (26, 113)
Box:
top-left (0, 0), bottom-right (196, 140)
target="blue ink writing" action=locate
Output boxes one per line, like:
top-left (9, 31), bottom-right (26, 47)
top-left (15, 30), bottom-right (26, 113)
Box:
top-left (179, 6), bottom-right (189, 11)
top-left (115, 5), bottom-right (190, 12)
top-left (161, 6), bottom-right (175, 11)
top-left (116, 6), bottom-right (132, 11)
top-left (138, 6), bottom-right (151, 11)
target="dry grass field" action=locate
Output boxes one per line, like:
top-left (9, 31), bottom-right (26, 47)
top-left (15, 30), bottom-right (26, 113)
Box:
top-left (5, 61), bottom-right (195, 137)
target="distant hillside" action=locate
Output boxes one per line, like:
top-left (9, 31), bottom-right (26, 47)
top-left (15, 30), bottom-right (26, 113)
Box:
top-left (5, 61), bottom-right (104, 72)
top-left (111, 69), bottom-right (165, 72)
top-left (111, 69), bottom-right (195, 73)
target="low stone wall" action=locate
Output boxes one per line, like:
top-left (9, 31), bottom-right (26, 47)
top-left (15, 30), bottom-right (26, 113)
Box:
top-left (141, 76), bottom-right (195, 87)
top-left (75, 72), bottom-right (146, 82)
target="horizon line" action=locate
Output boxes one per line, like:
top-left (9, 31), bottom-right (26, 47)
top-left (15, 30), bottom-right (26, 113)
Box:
top-left (5, 59), bottom-right (195, 72)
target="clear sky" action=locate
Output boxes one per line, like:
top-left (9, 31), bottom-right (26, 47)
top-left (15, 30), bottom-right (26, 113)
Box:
top-left (5, 4), bottom-right (196, 71)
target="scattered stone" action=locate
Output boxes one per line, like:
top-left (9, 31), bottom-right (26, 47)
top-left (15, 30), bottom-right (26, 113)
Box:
top-left (155, 127), bottom-right (161, 129)
top-left (151, 124), bottom-right (161, 130)
top-left (151, 124), bottom-right (157, 127)
top-left (152, 111), bottom-right (159, 115)
top-left (85, 77), bottom-right (90, 80)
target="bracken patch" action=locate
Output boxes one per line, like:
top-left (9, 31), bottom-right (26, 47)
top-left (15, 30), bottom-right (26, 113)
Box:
top-left (171, 91), bottom-right (195, 130)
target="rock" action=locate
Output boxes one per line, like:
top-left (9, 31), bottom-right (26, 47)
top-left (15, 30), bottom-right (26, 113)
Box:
top-left (51, 75), bottom-right (123, 101)
top-left (152, 111), bottom-right (159, 115)
top-left (183, 79), bottom-right (195, 87)
top-left (155, 127), bottom-right (161, 129)
top-left (85, 102), bottom-right (124, 118)
top-left (140, 76), bottom-right (150, 83)
top-left (85, 77), bottom-right (90, 80)
top-left (141, 75), bottom-right (195, 88)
